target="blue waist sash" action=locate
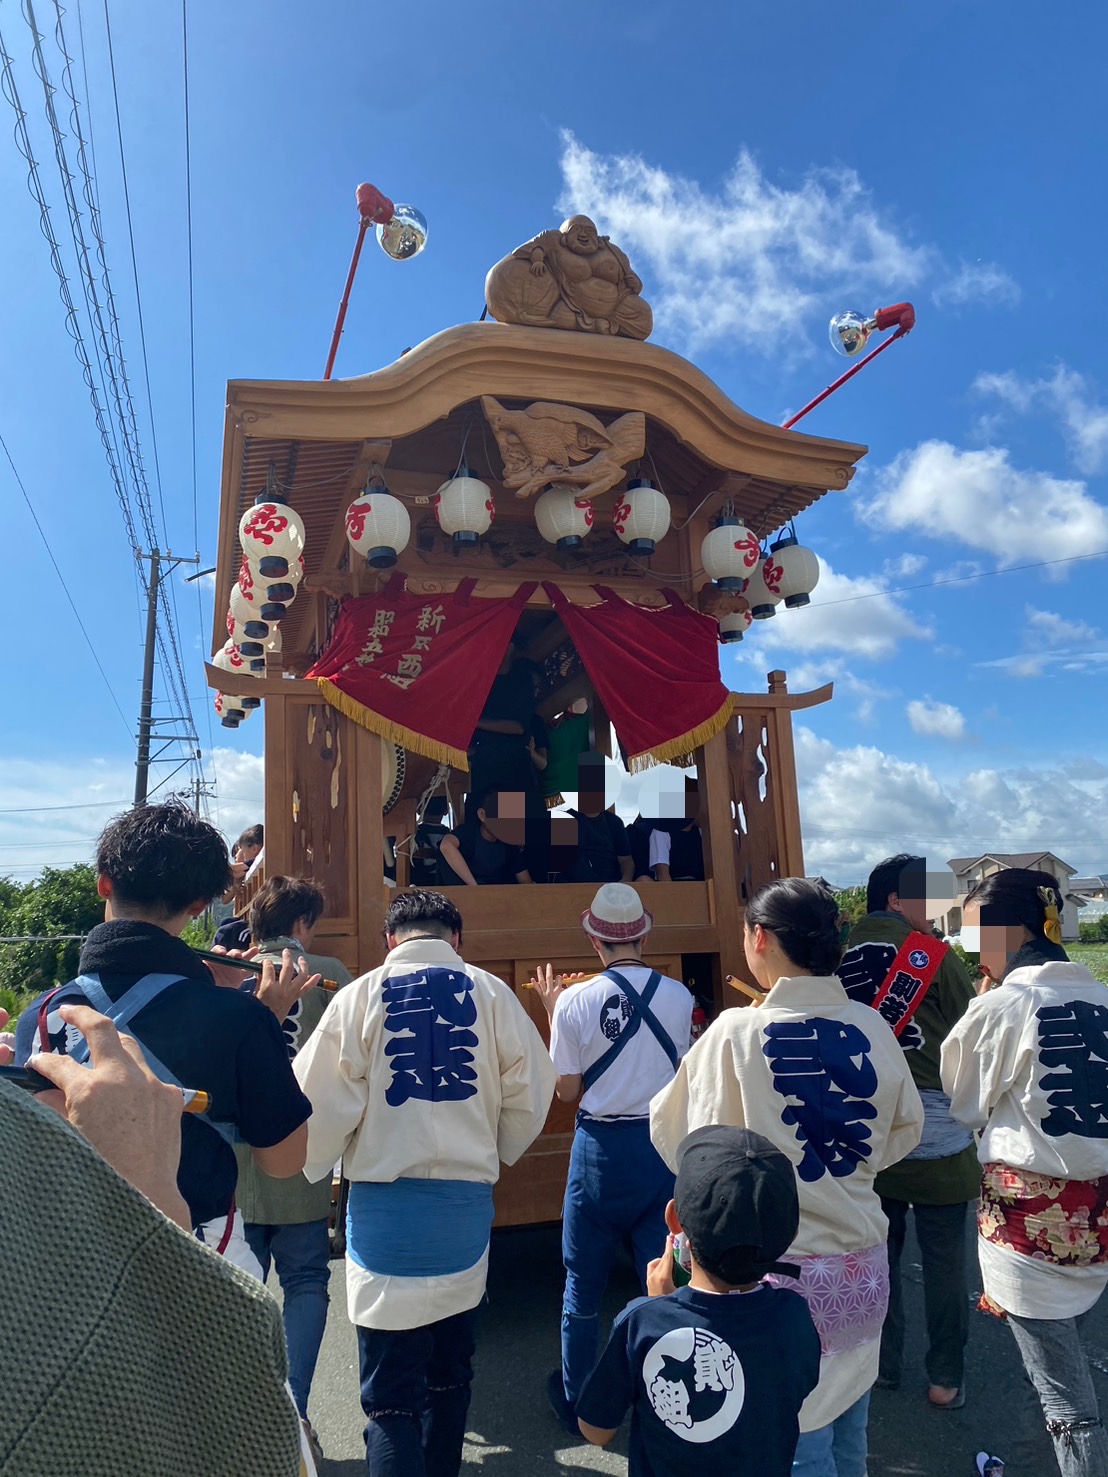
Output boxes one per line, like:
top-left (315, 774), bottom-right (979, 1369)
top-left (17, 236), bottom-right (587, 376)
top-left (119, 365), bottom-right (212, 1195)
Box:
top-left (346, 1178), bottom-right (495, 1278)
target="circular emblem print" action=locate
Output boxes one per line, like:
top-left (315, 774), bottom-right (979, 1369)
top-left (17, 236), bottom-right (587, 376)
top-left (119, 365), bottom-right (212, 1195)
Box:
top-left (908, 949), bottom-right (929, 968)
top-left (641, 1326), bottom-right (746, 1443)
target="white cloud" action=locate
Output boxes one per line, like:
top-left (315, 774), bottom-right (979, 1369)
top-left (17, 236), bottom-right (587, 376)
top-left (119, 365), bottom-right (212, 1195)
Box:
top-left (1026, 607), bottom-right (1099, 645)
top-left (556, 132), bottom-right (931, 355)
top-left (0, 748), bottom-right (264, 882)
top-left (974, 365), bottom-right (1108, 476)
top-left (907, 699), bottom-right (967, 740)
top-left (933, 260), bottom-right (1020, 309)
top-left (732, 557), bottom-right (930, 663)
top-left (864, 440), bottom-right (1108, 565)
top-left (795, 727), bottom-right (1108, 880)
top-left (882, 552), bottom-right (927, 579)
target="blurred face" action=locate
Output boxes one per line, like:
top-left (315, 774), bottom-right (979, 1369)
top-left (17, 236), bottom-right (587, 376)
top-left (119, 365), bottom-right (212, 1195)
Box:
top-left (577, 759), bottom-right (606, 815)
top-left (891, 867), bottom-right (954, 933)
top-left (478, 790), bottom-right (527, 847)
top-left (961, 900), bottom-right (1031, 979)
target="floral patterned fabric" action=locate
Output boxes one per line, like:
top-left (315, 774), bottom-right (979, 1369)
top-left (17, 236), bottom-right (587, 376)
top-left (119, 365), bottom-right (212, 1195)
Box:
top-left (979, 1161), bottom-right (1108, 1267)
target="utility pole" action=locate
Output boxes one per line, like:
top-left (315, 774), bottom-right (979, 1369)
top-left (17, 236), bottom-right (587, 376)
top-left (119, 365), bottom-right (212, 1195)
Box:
top-left (133, 549), bottom-right (201, 807)
top-left (134, 548), bottom-right (161, 806)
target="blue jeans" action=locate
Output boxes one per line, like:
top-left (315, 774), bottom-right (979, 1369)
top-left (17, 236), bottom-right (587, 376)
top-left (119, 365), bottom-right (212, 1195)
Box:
top-left (357, 1307), bottom-right (478, 1477)
top-left (244, 1218), bottom-right (331, 1419)
top-left (560, 1115), bottom-right (675, 1404)
top-left (1008, 1311), bottom-right (1108, 1477)
top-left (792, 1391), bottom-right (870, 1477)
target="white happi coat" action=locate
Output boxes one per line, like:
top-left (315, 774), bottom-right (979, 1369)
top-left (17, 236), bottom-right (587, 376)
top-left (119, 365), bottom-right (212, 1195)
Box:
top-left (650, 974), bottom-right (923, 1430)
top-left (294, 937), bottom-right (555, 1330)
top-left (942, 960), bottom-right (1108, 1318)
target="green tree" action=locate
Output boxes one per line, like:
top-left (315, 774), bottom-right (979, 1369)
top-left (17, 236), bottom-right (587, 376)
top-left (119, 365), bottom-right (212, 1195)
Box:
top-left (0, 864), bottom-right (102, 1009)
top-left (834, 885), bottom-right (868, 927)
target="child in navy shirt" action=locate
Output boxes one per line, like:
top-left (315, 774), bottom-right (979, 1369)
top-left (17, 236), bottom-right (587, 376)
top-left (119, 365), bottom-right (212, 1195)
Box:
top-left (576, 1125), bottom-right (820, 1477)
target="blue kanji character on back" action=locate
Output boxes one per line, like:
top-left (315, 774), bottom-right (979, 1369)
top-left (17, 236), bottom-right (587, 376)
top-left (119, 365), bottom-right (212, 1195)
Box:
top-left (763, 1017), bottom-right (878, 1181)
top-left (383, 967), bottom-right (480, 1106)
top-left (1037, 999), bottom-right (1108, 1139)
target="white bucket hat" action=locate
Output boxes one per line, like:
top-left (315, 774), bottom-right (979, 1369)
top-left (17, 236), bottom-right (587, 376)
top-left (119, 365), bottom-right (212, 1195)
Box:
top-left (580, 883), bottom-right (654, 943)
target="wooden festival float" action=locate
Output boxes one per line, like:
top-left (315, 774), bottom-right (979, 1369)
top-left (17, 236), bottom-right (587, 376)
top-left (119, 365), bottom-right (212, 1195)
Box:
top-left (207, 201), bottom-right (873, 1223)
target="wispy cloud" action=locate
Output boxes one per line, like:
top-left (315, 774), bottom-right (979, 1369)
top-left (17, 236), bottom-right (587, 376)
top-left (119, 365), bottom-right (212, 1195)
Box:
top-left (556, 131), bottom-right (932, 356)
top-left (933, 260), bottom-right (1020, 309)
top-left (1026, 606), bottom-right (1099, 645)
top-left (974, 365), bottom-right (1108, 475)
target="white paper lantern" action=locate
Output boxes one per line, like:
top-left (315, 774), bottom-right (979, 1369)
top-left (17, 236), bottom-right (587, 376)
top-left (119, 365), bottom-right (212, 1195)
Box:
top-left (535, 484), bottom-right (594, 549)
top-left (245, 551), bottom-right (304, 619)
top-left (613, 478), bottom-right (671, 555)
top-left (238, 497), bottom-right (305, 568)
top-left (215, 637), bottom-right (264, 682)
top-left (435, 465), bottom-right (494, 552)
top-left (228, 581), bottom-right (270, 642)
top-left (214, 690), bottom-right (246, 728)
top-left (747, 552), bottom-right (785, 620)
top-left (701, 516), bottom-right (762, 592)
top-left (718, 609), bottom-right (753, 644)
top-left (771, 534), bottom-right (820, 608)
top-left (345, 486), bottom-right (411, 569)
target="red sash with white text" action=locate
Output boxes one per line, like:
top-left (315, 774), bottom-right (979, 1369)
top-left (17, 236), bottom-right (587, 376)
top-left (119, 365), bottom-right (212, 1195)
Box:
top-left (869, 931), bottom-right (948, 1037)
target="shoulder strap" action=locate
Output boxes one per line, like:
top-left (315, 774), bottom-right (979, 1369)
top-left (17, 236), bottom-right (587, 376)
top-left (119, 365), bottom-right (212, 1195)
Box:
top-left (580, 969), bottom-right (678, 1092)
top-left (870, 933), bottom-right (949, 1038)
top-left (54, 972), bottom-right (237, 1148)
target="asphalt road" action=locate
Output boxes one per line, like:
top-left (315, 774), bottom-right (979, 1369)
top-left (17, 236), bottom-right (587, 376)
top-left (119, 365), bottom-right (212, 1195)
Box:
top-left (284, 1218), bottom-right (1107, 1477)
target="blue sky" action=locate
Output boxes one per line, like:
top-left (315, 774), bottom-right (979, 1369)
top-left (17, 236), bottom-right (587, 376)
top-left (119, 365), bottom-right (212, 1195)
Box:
top-left (2, 0), bottom-right (1106, 882)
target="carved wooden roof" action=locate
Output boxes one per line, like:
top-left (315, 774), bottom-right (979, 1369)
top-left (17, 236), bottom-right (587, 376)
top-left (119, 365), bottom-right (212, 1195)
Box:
top-left (214, 322), bottom-right (867, 661)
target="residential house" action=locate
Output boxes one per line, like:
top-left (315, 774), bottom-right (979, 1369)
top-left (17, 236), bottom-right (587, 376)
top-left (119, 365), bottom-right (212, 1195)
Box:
top-left (1071, 875), bottom-right (1108, 901)
top-left (942, 852), bottom-right (1081, 942)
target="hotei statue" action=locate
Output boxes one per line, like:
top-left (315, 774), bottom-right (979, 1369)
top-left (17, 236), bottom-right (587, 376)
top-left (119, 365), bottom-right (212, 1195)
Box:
top-left (485, 215), bottom-right (653, 340)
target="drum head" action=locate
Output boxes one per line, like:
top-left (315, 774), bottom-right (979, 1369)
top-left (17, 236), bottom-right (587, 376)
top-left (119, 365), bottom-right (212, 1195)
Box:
top-left (382, 742), bottom-right (405, 814)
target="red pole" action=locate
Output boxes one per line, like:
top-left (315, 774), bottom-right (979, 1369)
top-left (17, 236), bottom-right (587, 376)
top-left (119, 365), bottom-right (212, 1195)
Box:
top-left (781, 326), bottom-right (908, 430)
top-left (323, 218), bottom-right (370, 381)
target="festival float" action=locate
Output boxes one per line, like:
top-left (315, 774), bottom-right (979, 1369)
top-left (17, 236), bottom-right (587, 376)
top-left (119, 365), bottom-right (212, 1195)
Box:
top-left (208, 183), bottom-right (911, 1223)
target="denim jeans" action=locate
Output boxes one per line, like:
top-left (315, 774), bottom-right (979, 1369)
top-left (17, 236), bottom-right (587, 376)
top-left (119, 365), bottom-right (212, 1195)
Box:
top-left (357, 1307), bottom-right (478, 1477)
top-left (1008, 1311), bottom-right (1108, 1477)
top-left (560, 1115), bottom-right (675, 1404)
top-left (879, 1197), bottom-right (969, 1388)
top-left (244, 1218), bottom-right (331, 1419)
top-left (792, 1391), bottom-right (870, 1477)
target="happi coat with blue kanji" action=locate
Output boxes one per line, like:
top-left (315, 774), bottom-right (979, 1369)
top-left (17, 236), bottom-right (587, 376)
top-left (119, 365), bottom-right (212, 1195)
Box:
top-left (942, 960), bottom-right (1108, 1320)
top-left (294, 937), bottom-right (555, 1330)
top-left (649, 974), bottom-right (923, 1431)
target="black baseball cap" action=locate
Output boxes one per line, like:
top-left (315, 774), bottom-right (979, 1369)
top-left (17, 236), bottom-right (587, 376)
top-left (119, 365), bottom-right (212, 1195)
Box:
top-left (675, 1125), bottom-right (800, 1284)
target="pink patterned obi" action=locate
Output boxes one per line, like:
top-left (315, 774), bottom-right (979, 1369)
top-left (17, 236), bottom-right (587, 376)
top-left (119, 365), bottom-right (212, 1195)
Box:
top-left (766, 1243), bottom-right (889, 1357)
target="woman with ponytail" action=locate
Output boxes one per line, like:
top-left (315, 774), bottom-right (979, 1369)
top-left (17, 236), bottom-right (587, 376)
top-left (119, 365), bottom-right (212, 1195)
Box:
top-left (651, 877), bottom-right (924, 1477)
top-left (942, 869), bottom-right (1108, 1477)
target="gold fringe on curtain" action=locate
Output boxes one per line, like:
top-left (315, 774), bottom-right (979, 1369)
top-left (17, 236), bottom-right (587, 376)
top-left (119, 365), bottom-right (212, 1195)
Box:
top-left (625, 696), bottom-right (733, 774)
top-left (316, 679), bottom-right (469, 771)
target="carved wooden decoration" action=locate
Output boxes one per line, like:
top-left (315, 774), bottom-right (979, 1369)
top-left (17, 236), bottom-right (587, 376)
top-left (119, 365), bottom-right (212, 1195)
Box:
top-left (485, 215), bottom-right (653, 340)
top-left (481, 396), bottom-right (645, 500)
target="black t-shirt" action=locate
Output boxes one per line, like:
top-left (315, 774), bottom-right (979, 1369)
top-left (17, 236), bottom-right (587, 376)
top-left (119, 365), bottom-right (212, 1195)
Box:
top-left (445, 820), bottom-right (527, 885)
top-left (14, 920), bottom-right (312, 1227)
top-left (577, 1284), bottom-right (820, 1477)
top-left (562, 809), bottom-right (631, 883)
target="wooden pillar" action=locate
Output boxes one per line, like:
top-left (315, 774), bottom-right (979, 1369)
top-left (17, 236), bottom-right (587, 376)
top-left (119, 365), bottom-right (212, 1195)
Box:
top-left (354, 723), bottom-right (385, 974)
top-left (263, 691), bottom-right (292, 877)
top-left (766, 670), bottom-right (805, 878)
top-left (698, 726), bottom-right (746, 1012)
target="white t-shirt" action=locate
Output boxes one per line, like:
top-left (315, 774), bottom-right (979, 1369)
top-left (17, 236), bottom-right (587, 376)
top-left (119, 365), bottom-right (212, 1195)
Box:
top-left (550, 963), bottom-right (693, 1119)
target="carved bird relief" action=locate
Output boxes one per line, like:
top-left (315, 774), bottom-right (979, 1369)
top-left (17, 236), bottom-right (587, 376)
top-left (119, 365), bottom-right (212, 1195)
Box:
top-left (480, 397), bottom-right (646, 501)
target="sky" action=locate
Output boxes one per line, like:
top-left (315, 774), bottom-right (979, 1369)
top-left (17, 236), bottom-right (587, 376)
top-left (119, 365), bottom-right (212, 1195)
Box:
top-left (2, 0), bottom-right (1107, 885)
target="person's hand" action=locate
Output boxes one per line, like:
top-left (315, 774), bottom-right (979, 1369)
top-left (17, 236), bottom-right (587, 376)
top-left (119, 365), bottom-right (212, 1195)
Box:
top-left (205, 944), bottom-right (259, 990)
top-left (254, 948), bottom-right (321, 1022)
top-left (646, 1234), bottom-right (677, 1297)
top-left (532, 962), bottom-right (566, 1019)
top-left (28, 1005), bottom-right (190, 1228)
top-left (976, 964), bottom-right (998, 995)
top-left (230, 859), bottom-right (248, 884)
top-left (0, 1006), bottom-right (14, 1065)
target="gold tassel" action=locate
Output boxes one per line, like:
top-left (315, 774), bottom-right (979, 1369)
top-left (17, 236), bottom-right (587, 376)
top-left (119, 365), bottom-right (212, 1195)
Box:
top-left (315, 679), bottom-right (470, 771)
top-left (626, 698), bottom-right (732, 772)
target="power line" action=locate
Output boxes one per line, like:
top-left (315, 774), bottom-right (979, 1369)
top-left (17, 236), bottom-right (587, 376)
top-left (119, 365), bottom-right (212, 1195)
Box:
top-left (811, 547), bottom-right (1108, 610)
top-left (1, 429), bottom-right (131, 733)
top-left (0, 800), bottom-right (126, 813)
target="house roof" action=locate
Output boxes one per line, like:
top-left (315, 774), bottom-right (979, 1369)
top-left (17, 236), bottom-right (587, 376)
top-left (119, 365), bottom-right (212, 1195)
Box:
top-left (1072, 876), bottom-right (1108, 891)
top-left (947, 852), bottom-right (1076, 876)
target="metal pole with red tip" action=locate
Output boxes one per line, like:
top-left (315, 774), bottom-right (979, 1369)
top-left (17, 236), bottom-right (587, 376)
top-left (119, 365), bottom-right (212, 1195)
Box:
top-left (322, 183), bottom-right (396, 381)
top-left (782, 302), bottom-right (916, 430)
